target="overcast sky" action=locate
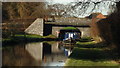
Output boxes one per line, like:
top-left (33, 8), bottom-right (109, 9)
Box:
top-left (46, 0), bottom-right (117, 4)
top-left (51, 0), bottom-right (75, 4)
top-left (46, 0), bottom-right (116, 17)
top-left (46, 0), bottom-right (75, 4)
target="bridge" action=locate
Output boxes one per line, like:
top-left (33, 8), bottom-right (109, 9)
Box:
top-left (25, 17), bottom-right (92, 38)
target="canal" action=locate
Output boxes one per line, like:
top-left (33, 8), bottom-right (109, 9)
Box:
top-left (2, 41), bottom-right (74, 66)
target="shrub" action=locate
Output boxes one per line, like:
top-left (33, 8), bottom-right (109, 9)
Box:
top-left (80, 37), bottom-right (93, 42)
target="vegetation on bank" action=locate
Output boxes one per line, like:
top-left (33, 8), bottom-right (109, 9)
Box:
top-left (2, 34), bottom-right (57, 46)
top-left (79, 37), bottom-right (93, 42)
top-left (65, 41), bottom-right (120, 66)
top-left (62, 27), bottom-right (78, 30)
top-left (13, 34), bottom-right (56, 38)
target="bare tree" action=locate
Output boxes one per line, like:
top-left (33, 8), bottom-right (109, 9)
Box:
top-left (30, 2), bottom-right (50, 18)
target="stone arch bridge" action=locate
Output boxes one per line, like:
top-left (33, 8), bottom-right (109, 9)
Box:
top-left (25, 17), bottom-right (92, 38)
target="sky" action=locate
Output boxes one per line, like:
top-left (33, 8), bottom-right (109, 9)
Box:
top-left (50, 0), bottom-right (75, 4)
top-left (46, 0), bottom-right (116, 17)
top-left (46, 0), bottom-right (75, 4)
top-left (46, 0), bottom-right (117, 4)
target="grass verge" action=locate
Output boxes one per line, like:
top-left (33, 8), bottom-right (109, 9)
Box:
top-left (65, 41), bottom-right (120, 66)
top-left (2, 34), bottom-right (57, 46)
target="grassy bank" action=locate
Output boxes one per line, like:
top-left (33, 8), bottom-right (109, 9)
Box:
top-left (2, 34), bottom-right (58, 46)
top-left (65, 41), bottom-right (120, 66)
top-left (62, 27), bottom-right (78, 30)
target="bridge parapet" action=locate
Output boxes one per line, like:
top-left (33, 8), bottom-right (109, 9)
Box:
top-left (45, 17), bottom-right (91, 26)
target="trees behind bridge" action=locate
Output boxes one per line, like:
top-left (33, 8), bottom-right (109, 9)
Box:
top-left (2, 2), bottom-right (51, 21)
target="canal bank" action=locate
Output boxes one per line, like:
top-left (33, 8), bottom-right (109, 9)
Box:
top-left (64, 41), bottom-right (120, 66)
top-left (2, 34), bottom-right (58, 46)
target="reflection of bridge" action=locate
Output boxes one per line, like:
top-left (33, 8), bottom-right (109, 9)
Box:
top-left (25, 17), bottom-right (92, 38)
top-left (25, 42), bottom-right (69, 66)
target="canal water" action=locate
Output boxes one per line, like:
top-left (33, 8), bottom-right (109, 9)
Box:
top-left (2, 42), bottom-right (74, 66)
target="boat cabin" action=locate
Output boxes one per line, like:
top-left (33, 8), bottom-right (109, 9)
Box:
top-left (63, 32), bottom-right (80, 41)
top-left (59, 27), bottom-right (81, 41)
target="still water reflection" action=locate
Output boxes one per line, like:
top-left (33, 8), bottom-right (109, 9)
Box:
top-left (3, 42), bottom-right (73, 66)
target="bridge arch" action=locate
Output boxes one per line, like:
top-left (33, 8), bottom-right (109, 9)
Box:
top-left (58, 27), bottom-right (81, 40)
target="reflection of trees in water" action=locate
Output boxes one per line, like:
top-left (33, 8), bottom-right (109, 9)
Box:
top-left (3, 45), bottom-right (42, 66)
top-left (43, 43), bottom-right (51, 54)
